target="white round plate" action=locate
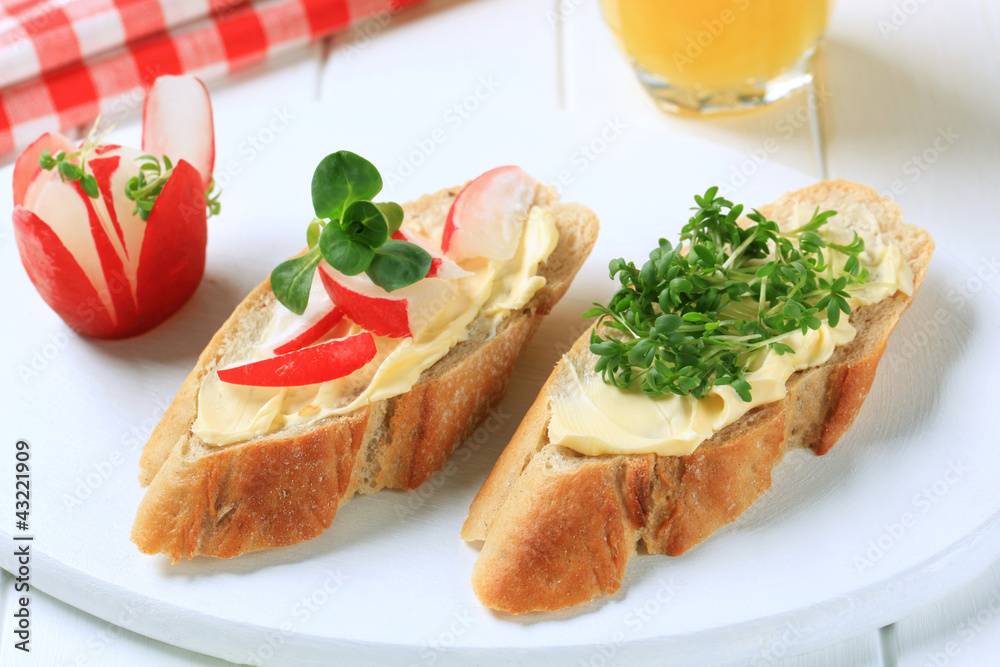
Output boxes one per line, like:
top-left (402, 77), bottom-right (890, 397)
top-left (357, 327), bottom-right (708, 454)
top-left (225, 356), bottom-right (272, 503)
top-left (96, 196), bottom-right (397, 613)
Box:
top-left (2, 81), bottom-right (998, 666)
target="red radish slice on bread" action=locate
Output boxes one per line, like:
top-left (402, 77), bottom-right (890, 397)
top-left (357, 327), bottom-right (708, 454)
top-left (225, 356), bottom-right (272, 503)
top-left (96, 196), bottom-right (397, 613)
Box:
top-left (142, 75), bottom-right (215, 189)
top-left (218, 333), bottom-right (377, 387)
top-left (319, 261), bottom-right (463, 338)
top-left (441, 166), bottom-right (537, 261)
top-left (273, 306), bottom-right (345, 355)
top-left (393, 227), bottom-right (469, 280)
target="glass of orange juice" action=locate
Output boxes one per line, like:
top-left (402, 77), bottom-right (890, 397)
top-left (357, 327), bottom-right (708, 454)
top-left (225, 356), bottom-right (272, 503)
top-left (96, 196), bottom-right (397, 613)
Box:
top-left (600, 0), bottom-right (831, 114)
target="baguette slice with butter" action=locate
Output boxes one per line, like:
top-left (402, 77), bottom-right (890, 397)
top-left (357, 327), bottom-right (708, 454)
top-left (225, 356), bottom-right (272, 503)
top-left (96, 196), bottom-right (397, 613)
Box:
top-left (132, 181), bottom-right (598, 561)
top-left (461, 180), bottom-right (934, 614)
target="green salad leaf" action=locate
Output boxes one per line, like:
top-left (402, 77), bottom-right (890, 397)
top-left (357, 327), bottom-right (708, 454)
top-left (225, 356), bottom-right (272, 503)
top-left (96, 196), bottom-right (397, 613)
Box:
top-left (271, 151), bottom-right (432, 314)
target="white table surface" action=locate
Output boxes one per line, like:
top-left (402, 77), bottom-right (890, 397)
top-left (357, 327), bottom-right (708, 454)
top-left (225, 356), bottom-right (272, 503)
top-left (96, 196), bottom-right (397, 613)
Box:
top-left (2, 0), bottom-right (998, 664)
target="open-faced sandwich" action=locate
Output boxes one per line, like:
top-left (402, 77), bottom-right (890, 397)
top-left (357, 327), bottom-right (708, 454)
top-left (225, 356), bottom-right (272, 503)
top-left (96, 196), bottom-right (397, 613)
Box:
top-left (462, 180), bottom-right (934, 613)
top-left (132, 153), bottom-right (599, 560)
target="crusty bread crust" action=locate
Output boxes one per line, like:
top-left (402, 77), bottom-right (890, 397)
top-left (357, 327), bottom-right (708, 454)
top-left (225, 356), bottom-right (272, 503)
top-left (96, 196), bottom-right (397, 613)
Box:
top-left (131, 184), bottom-right (599, 561)
top-left (461, 180), bottom-right (935, 614)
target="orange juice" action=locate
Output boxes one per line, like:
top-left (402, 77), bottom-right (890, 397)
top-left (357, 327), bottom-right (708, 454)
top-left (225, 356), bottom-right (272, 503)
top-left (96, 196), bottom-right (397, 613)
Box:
top-left (601, 0), bottom-right (830, 89)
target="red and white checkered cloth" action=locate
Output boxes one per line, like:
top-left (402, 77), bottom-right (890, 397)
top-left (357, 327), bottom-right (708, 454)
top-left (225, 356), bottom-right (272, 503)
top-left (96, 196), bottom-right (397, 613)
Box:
top-left (0, 0), bottom-right (421, 157)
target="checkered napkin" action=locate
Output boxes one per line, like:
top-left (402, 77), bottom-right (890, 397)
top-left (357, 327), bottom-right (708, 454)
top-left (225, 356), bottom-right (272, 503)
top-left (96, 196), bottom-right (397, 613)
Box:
top-left (0, 0), bottom-right (420, 157)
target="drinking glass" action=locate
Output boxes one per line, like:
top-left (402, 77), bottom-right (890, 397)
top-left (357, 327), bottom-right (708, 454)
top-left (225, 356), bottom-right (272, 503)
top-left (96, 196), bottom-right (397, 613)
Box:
top-left (600, 0), bottom-right (831, 114)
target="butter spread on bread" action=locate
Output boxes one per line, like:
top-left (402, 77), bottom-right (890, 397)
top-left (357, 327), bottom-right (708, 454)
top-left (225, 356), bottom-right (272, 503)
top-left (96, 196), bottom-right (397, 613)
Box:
top-left (194, 205), bottom-right (558, 446)
top-left (548, 215), bottom-right (914, 457)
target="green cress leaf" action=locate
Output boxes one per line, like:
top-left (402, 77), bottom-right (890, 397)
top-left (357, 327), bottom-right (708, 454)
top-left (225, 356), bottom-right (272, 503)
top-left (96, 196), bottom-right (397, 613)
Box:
top-left (376, 202), bottom-right (404, 235)
top-left (311, 151), bottom-right (383, 221)
top-left (58, 160), bottom-right (83, 182)
top-left (342, 200), bottom-right (389, 248)
top-left (366, 240), bottom-right (432, 292)
top-left (79, 174), bottom-right (100, 199)
top-left (270, 248), bottom-right (322, 315)
top-left (319, 222), bottom-right (375, 276)
top-left (38, 149), bottom-right (56, 170)
top-left (585, 188), bottom-right (869, 403)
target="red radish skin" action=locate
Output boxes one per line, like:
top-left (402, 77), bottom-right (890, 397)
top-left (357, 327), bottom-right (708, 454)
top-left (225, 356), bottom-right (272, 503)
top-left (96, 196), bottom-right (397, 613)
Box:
top-left (218, 333), bottom-right (377, 387)
top-left (12, 207), bottom-right (117, 337)
top-left (142, 76), bottom-right (215, 189)
top-left (441, 165), bottom-right (537, 261)
top-left (132, 160), bottom-right (207, 336)
top-left (88, 155), bottom-right (127, 253)
top-left (13, 133), bottom-right (75, 208)
top-left (319, 266), bottom-right (411, 338)
top-left (74, 177), bottom-right (139, 330)
top-left (273, 306), bottom-right (345, 355)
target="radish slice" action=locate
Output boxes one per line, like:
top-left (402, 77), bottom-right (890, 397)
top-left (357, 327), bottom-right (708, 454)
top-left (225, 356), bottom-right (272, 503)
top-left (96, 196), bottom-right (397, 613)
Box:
top-left (31, 175), bottom-right (117, 320)
top-left (12, 206), bottom-right (116, 337)
top-left (87, 146), bottom-right (146, 292)
top-left (320, 264), bottom-right (410, 338)
top-left (273, 306), bottom-right (344, 355)
top-left (218, 333), bottom-right (377, 387)
top-left (319, 261), bottom-right (465, 338)
top-left (393, 227), bottom-right (469, 280)
top-left (441, 166), bottom-right (537, 261)
top-left (142, 75), bottom-right (215, 189)
top-left (76, 178), bottom-right (139, 331)
top-left (14, 132), bottom-right (75, 208)
top-left (390, 230), bottom-right (442, 279)
top-left (131, 159), bottom-right (207, 336)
